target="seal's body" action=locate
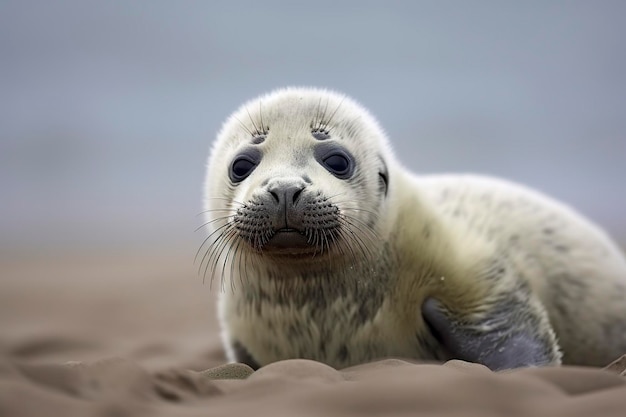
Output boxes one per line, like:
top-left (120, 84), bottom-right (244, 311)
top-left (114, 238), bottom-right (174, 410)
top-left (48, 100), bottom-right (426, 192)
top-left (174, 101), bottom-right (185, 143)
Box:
top-left (201, 88), bottom-right (626, 370)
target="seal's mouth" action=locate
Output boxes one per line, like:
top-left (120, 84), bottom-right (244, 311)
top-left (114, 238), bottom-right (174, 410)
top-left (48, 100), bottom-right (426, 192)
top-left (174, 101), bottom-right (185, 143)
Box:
top-left (264, 228), bottom-right (310, 251)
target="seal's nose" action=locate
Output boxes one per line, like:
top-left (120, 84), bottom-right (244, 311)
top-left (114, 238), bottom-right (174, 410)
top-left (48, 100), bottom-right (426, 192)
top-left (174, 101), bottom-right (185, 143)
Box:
top-left (265, 179), bottom-right (308, 230)
top-left (268, 183), bottom-right (305, 208)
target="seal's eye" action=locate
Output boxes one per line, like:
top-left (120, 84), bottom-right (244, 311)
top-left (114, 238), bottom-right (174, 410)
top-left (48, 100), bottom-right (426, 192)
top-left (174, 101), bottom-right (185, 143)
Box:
top-left (229, 148), bottom-right (261, 183)
top-left (323, 154), bottom-right (350, 175)
top-left (315, 144), bottom-right (355, 180)
top-left (232, 158), bottom-right (255, 179)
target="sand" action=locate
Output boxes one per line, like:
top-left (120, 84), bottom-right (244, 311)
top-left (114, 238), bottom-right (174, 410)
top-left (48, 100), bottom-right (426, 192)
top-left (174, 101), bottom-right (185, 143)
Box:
top-left (1, 250), bottom-right (625, 417)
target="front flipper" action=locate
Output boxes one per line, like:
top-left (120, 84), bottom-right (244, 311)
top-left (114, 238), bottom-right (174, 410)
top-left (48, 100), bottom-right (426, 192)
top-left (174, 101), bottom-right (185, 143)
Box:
top-left (231, 340), bottom-right (261, 370)
top-left (422, 297), bottom-right (561, 371)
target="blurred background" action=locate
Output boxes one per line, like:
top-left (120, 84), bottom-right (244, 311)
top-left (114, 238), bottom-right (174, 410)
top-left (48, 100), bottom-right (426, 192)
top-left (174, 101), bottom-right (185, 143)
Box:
top-left (1, 0), bottom-right (625, 255)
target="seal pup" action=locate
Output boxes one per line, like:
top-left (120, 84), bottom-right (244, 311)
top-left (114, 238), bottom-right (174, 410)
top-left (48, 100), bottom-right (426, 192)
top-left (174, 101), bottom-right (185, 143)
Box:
top-left (200, 87), bottom-right (626, 371)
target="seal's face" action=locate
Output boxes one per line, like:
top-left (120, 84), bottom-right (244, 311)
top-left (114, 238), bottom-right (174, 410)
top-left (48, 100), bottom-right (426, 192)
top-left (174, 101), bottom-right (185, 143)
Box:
top-left (201, 88), bottom-right (392, 281)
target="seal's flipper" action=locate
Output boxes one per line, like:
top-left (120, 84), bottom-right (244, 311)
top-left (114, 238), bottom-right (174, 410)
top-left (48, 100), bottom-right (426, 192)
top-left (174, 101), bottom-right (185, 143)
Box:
top-left (422, 297), bottom-right (561, 371)
top-left (231, 340), bottom-right (261, 370)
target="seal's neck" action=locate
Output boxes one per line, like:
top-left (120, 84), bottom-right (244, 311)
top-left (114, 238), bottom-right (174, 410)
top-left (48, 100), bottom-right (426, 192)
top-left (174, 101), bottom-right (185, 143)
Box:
top-left (234, 242), bottom-right (393, 310)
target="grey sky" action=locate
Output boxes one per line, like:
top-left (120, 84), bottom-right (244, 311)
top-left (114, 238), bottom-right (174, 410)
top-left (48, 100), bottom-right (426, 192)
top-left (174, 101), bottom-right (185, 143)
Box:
top-left (1, 1), bottom-right (624, 251)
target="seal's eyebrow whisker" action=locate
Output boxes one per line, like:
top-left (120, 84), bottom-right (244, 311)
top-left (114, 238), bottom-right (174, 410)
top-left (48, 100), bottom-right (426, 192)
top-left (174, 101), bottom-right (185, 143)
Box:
top-left (312, 96), bottom-right (324, 131)
top-left (259, 100), bottom-right (265, 133)
top-left (323, 97), bottom-right (346, 132)
top-left (245, 106), bottom-right (261, 136)
top-left (318, 96), bottom-right (331, 130)
top-left (232, 114), bottom-right (254, 137)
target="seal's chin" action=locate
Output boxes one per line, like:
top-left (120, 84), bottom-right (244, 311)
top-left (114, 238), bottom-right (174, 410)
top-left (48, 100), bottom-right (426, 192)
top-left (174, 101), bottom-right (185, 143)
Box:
top-left (264, 229), bottom-right (310, 252)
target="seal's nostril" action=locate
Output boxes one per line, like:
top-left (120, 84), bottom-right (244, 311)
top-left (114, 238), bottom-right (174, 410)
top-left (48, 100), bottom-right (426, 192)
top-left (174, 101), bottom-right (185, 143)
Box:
top-left (292, 188), bottom-right (303, 205)
top-left (270, 190), bottom-right (280, 203)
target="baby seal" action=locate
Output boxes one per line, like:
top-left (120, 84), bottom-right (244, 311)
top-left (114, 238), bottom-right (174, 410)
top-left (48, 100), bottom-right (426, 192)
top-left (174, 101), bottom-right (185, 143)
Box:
top-left (200, 87), bottom-right (626, 371)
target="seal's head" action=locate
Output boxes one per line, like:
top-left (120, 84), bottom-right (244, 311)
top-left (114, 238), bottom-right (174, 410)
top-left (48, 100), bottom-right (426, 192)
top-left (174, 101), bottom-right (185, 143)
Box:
top-left (200, 88), bottom-right (394, 282)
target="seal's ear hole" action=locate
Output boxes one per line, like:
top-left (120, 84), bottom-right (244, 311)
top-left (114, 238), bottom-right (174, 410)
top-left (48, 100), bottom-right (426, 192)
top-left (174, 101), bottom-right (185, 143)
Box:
top-left (378, 171), bottom-right (388, 196)
top-left (229, 148), bottom-right (261, 183)
top-left (378, 157), bottom-right (389, 196)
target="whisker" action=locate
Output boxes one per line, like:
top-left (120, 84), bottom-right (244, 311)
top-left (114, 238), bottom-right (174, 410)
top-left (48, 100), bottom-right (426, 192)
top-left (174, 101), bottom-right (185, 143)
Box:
top-left (197, 208), bottom-right (238, 214)
top-left (324, 191), bottom-right (348, 201)
top-left (334, 228), bottom-right (357, 261)
top-left (205, 226), bottom-right (238, 288)
top-left (245, 106), bottom-right (260, 136)
top-left (313, 96), bottom-right (323, 131)
top-left (340, 212), bottom-right (380, 239)
top-left (259, 100), bottom-right (265, 133)
top-left (194, 215), bottom-right (234, 233)
top-left (321, 97), bottom-right (331, 129)
top-left (324, 97), bottom-right (345, 132)
top-left (325, 195), bottom-right (380, 223)
top-left (202, 197), bottom-right (246, 205)
top-left (338, 215), bottom-right (379, 260)
top-left (196, 221), bottom-right (234, 271)
top-left (234, 240), bottom-right (244, 289)
top-left (339, 222), bottom-right (370, 262)
top-left (239, 243), bottom-right (254, 291)
top-left (232, 114), bottom-right (254, 137)
top-left (196, 201), bottom-right (244, 218)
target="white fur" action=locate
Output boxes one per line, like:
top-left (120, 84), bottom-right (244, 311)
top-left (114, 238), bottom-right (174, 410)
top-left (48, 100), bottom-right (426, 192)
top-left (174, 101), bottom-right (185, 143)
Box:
top-left (204, 87), bottom-right (626, 368)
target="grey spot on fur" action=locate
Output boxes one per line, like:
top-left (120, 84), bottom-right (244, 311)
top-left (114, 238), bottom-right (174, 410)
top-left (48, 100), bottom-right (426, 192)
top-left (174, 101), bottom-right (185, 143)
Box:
top-left (553, 244), bottom-right (569, 253)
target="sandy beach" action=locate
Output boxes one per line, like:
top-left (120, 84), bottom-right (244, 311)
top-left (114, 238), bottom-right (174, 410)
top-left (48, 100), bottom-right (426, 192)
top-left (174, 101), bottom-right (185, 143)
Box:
top-left (1, 249), bottom-right (624, 416)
